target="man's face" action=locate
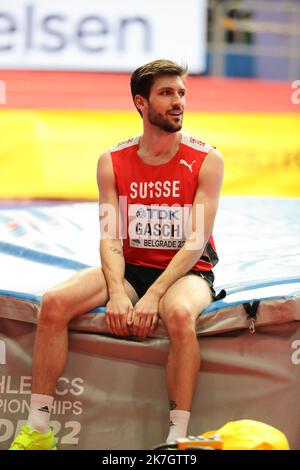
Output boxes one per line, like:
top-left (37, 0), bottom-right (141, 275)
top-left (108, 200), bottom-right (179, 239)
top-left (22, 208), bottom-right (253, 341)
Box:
top-left (146, 75), bottom-right (186, 133)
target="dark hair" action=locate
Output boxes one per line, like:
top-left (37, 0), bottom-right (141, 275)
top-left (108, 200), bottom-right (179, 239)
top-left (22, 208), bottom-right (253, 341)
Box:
top-left (130, 59), bottom-right (188, 114)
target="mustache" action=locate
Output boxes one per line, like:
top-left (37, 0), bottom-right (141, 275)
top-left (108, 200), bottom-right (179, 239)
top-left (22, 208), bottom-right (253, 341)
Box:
top-left (167, 106), bottom-right (184, 113)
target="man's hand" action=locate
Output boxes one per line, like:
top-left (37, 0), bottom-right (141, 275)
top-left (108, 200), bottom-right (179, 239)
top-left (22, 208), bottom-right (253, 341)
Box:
top-left (105, 293), bottom-right (133, 336)
top-left (129, 290), bottom-right (160, 338)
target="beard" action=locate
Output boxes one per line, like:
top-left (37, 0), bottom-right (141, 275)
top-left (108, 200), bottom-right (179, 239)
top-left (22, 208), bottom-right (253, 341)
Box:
top-left (148, 104), bottom-right (183, 133)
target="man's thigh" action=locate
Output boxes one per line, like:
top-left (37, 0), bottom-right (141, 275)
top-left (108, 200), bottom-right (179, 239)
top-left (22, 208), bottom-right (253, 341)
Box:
top-left (43, 266), bottom-right (138, 320)
top-left (159, 274), bottom-right (213, 323)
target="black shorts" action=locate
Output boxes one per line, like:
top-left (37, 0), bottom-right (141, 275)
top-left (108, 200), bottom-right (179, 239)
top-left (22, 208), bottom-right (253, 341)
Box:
top-left (124, 263), bottom-right (221, 301)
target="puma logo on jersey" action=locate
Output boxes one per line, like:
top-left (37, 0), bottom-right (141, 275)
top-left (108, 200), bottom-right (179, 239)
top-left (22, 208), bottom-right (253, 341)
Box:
top-left (179, 159), bottom-right (196, 173)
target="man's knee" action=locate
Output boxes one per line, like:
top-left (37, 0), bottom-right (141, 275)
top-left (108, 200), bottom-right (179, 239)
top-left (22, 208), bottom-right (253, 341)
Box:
top-left (39, 290), bottom-right (66, 327)
top-left (163, 303), bottom-right (196, 340)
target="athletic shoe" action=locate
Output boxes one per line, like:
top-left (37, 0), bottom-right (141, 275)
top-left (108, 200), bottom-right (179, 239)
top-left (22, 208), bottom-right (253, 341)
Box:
top-left (9, 425), bottom-right (57, 450)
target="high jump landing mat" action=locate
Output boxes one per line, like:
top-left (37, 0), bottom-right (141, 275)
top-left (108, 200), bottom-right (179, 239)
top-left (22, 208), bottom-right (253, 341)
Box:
top-left (0, 196), bottom-right (299, 449)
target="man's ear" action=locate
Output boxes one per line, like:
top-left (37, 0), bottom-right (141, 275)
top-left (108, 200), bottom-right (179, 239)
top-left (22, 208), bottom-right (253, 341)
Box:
top-left (134, 94), bottom-right (146, 115)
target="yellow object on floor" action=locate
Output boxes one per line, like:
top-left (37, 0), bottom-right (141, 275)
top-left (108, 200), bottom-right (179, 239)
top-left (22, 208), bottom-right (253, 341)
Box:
top-left (201, 419), bottom-right (290, 450)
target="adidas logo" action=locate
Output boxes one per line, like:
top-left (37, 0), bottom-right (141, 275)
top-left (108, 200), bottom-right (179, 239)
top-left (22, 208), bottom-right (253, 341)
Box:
top-left (38, 405), bottom-right (50, 413)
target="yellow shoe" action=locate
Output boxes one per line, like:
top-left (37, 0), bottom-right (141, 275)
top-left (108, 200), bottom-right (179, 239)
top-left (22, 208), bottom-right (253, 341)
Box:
top-left (9, 425), bottom-right (57, 450)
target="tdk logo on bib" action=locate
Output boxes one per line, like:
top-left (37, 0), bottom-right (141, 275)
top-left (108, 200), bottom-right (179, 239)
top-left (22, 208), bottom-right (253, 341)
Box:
top-left (136, 207), bottom-right (180, 220)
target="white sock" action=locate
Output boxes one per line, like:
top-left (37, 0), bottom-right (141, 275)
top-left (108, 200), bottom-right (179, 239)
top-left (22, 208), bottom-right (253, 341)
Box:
top-left (27, 393), bottom-right (54, 433)
top-left (166, 410), bottom-right (191, 443)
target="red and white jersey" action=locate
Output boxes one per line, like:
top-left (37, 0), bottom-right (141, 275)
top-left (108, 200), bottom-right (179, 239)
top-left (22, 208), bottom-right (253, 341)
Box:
top-left (110, 133), bottom-right (219, 271)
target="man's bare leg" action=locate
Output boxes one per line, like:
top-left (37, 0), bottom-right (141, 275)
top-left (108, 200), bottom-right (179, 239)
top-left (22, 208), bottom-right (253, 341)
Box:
top-left (32, 267), bottom-right (106, 395)
top-left (32, 266), bottom-right (137, 395)
top-left (25, 266), bottom-right (137, 434)
top-left (159, 275), bottom-right (212, 442)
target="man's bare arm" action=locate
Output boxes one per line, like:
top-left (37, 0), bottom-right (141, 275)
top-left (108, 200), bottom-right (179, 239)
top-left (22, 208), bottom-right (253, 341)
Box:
top-left (97, 152), bottom-right (125, 295)
top-left (97, 152), bottom-right (133, 335)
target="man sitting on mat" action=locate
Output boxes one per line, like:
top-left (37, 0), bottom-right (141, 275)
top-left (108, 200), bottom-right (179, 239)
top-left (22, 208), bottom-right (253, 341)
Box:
top-left (10, 59), bottom-right (224, 450)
